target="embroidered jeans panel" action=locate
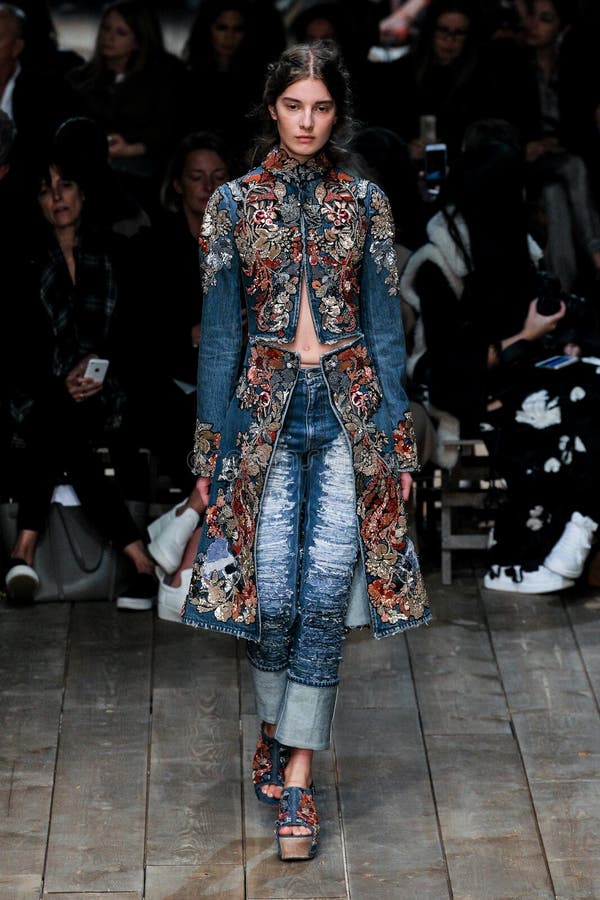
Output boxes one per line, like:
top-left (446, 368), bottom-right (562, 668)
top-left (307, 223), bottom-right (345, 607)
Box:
top-left (247, 368), bottom-right (358, 744)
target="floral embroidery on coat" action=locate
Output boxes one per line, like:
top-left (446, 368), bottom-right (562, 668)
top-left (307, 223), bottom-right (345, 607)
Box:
top-left (232, 149), bottom-right (368, 337)
top-left (188, 345), bottom-right (297, 625)
top-left (369, 187), bottom-right (401, 295)
top-left (198, 191), bottom-right (236, 291)
top-left (192, 421), bottom-right (221, 477)
top-left (324, 344), bottom-right (427, 625)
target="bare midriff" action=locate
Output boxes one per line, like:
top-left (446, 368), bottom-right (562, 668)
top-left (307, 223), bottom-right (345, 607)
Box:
top-left (283, 277), bottom-right (353, 366)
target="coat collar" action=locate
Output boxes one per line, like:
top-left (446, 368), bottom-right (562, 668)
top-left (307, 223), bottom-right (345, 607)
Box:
top-left (261, 145), bottom-right (331, 181)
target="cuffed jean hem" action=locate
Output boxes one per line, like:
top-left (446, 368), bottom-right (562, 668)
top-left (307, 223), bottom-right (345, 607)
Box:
top-left (250, 664), bottom-right (288, 725)
top-left (275, 680), bottom-right (338, 751)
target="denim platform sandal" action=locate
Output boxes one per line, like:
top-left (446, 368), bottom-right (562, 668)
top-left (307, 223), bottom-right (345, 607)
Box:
top-left (252, 724), bottom-right (290, 806)
top-left (275, 786), bottom-right (320, 861)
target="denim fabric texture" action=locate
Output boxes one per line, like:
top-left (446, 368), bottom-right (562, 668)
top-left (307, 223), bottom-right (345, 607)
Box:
top-left (247, 368), bottom-right (357, 748)
top-left (182, 147), bottom-right (430, 641)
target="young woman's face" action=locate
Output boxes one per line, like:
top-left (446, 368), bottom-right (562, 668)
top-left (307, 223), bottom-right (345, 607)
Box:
top-left (524, 0), bottom-right (562, 50)
top-left (269, 77), bottom-right (336, 163)
top-left (38, 166), bottom-right (84, 231)
top-left (210, 10), bottom-right (245, 62)
top-left (98, 10), bottom-right (138, 67)
top-left (432, 12), bottom-right (470, 66)
top-left (175, 148), bottom-right (229, 220)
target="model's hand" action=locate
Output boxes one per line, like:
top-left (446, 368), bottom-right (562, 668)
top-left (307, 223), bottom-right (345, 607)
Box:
top-left (197, 476), bottom-right (212, 508)
top-left (191, 323), bottom-right (201, 348)
top-left (400, 472), bottom-right (413, 503)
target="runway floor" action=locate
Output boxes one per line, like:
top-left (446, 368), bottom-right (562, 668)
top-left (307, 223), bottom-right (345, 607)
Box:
top-left (2, 554), bottom-right (599, 898)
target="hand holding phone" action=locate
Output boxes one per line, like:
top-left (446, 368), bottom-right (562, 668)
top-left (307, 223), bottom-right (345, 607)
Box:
top-left (83, 358), bottom-right (110, 383)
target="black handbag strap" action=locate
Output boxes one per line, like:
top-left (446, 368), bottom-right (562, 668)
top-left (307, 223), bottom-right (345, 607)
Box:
top-left (54, 504), bottom-right (106, 574)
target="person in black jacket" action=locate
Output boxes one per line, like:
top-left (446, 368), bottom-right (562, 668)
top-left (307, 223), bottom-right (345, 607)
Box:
top-left (3, 148), bottom-right (157, 609)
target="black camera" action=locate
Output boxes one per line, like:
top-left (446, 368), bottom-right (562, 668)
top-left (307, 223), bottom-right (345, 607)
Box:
top-left (535, 269), bottom-right (588, 326)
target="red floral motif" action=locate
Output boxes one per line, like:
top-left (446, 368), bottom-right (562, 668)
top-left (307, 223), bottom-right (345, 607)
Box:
top-left (338, 344), bottom-right (375, 384)
top-left (253, 207), bottom-right (276, 227)
top-left (368, 578), bottom-right (397, 608)
top-left (298, 792), bottom-right (319, 828)
top-left (393, 419), bottom-right (418, 466)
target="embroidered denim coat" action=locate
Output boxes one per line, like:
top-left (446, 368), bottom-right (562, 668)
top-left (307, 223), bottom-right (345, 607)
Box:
top-left (182, 147), bottom-right (430, 640)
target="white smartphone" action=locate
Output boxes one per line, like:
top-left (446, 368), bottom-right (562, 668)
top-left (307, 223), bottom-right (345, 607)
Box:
top-left (424, 142), bottom-right (448, 186)
top-left (84, 358), bottom-right (110, 383)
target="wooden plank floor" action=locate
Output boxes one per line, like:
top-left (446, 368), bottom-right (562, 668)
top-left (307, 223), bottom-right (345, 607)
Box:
top-left (1, 556), bottom-right (600, 899)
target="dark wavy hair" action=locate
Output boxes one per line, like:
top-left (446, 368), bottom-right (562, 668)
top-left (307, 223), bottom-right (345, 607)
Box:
top-left (250, 40), bottom-right (355, 167)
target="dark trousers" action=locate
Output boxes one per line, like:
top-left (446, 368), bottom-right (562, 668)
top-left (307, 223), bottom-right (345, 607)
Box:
top-left (15, 388), bottom-right (141, 551)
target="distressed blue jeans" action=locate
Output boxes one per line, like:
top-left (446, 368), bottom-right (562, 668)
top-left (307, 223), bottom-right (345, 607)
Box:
top-left (247, 367), bottom-right (359, 750)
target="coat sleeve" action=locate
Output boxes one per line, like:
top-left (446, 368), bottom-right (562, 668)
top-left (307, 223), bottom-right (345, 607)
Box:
top-left (360, 183), bottom-right (419, 472)
top-left (191, 183), bottom-right (243, 477)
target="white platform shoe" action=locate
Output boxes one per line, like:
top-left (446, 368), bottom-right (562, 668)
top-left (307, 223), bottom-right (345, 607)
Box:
top-left (157, 568), bottom-right (193, 622)
top-left (148, 506), bottom-right (200, 574)
top-left (483, 563), bottom-right (574, 594)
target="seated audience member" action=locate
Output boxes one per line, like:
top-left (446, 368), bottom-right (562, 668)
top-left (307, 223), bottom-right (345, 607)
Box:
top-left (182, 0), bottom-right (270, 162)
top-left (116, 131), bottom-right (236, 621)
top-left (366, 0), bottom-right (485, 162)
top-left (3, 147), bottom-right (157, 610)
top-left (67, 0), bottom-right (190, 214)
top-left (518, 0), bottom-right (600, 291)
top-left (400, 119), bottom-right (600, 593)
top-left (0, 4), bottom-right (81, 173)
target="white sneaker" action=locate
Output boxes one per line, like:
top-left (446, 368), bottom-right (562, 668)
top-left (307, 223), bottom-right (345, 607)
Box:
top-left (483, 564), bottom-right (574, 594)
top-left (157, 568), bottom-right (193, 623)
top-left (544, 512), bottom-right (598, 579)
top-left (147, 499), bottom-right (187, 542)
top-left (148, 507), bottom-right (200, 574)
